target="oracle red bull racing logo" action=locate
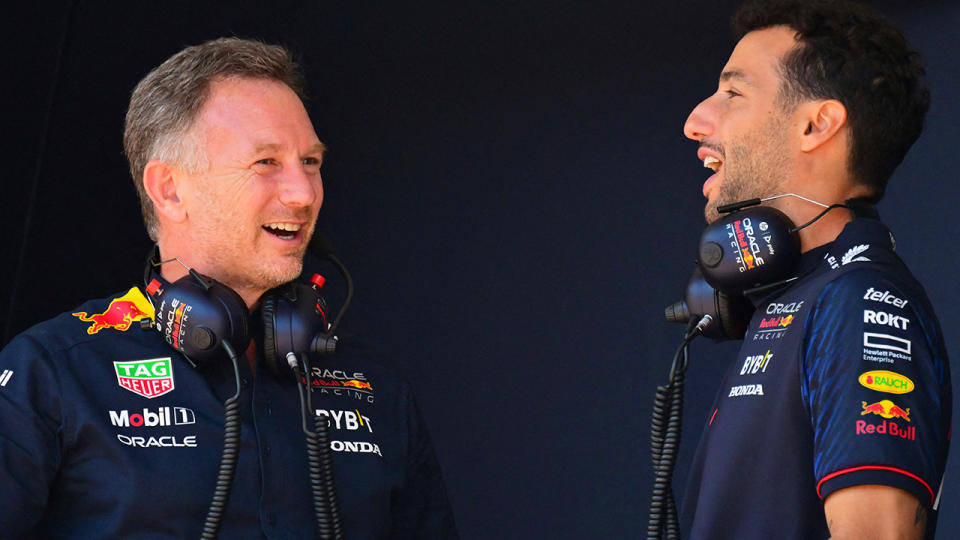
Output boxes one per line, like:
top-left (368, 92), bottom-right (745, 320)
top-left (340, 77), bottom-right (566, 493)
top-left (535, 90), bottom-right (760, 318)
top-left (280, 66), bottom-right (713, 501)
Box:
top-left (114, 358), bottom-right (175, 399)
top-left (73, 287), bottom-right (154, 334)
top-left (310, 368), bottom-right (375, 403)
top-left (727, 218), bottom-right (766, 272)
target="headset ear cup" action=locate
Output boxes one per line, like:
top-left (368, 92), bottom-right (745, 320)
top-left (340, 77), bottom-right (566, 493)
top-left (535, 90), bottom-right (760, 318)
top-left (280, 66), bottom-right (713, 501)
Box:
top-left (261, 292), bottom-right (281, 377)
top-left (713, 289), bottom-right (753, 340)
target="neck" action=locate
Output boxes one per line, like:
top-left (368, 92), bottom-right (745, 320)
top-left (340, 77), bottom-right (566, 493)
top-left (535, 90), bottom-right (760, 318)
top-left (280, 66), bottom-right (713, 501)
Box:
top-left (795, 206), bottom-right (854, 252)
top-left (155, 240), bottom-right (264, 310)
top-left (766, 172), bottom-right (870, 252)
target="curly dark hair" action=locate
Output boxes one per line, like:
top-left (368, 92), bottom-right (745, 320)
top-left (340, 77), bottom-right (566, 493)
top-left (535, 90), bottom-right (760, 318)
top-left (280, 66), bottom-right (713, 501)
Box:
top-left (732, 0), bottom-right (929, 201)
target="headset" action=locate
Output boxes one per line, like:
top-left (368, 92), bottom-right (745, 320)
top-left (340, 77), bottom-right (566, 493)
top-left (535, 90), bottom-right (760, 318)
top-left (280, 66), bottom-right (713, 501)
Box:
top-left (142, 245), bottom-right (337, 373)
top-left (141, 235), bottom-right (349, 540)
top-left (665, 194), bottom-right (875, 340)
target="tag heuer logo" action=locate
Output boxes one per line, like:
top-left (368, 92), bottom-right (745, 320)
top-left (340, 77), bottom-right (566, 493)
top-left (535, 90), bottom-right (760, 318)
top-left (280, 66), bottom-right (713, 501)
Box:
top-left (114, 358), bottom-right (175, 399)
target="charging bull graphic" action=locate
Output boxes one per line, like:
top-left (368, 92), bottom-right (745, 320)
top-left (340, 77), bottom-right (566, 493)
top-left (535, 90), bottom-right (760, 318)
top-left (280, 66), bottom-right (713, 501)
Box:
top-left (861, 399), bottom-right (911, 422)
top-left (73, 287), bottom-right (155, 335)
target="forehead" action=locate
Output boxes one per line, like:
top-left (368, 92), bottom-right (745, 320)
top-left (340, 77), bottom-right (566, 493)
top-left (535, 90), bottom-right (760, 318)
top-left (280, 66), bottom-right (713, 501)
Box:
top-left (722, 25), bottom-right (800, 89)
top-left (194, 76), bottom-right (316, 141)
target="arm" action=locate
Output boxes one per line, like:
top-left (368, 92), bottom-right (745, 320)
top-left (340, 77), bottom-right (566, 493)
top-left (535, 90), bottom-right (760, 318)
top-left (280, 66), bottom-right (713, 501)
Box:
top-left (0, 334), bottom-right (63, 534)
top-left (801, 271), bottom-right (949, 531)
top-left (824, 485), bottom-right (925, 539)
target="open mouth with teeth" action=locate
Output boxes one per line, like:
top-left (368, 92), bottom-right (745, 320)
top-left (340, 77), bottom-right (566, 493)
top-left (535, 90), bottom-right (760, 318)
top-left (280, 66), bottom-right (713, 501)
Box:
top-left (262, 223), bottom-right (302, 240)
top-left (703, 156), bottom-right (722, 172)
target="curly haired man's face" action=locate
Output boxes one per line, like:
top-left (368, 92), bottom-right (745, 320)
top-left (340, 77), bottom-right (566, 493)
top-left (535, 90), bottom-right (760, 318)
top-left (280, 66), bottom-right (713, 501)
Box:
top-left (683, 26), bottom-right (808, 223)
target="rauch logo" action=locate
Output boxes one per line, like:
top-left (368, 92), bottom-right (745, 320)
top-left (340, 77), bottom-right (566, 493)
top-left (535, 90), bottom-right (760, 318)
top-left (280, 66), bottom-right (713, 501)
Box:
top-left (858, 370), bottom-right (914, 395)
top-left (114, 358), bottom-right (175, 399)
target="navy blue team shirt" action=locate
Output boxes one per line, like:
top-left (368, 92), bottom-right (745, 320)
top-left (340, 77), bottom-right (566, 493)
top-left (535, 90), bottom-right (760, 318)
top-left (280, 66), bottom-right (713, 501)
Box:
top-left (681, 217), bottom-right (952, 539)
top-left (0, 286), bottom-right (458, 538)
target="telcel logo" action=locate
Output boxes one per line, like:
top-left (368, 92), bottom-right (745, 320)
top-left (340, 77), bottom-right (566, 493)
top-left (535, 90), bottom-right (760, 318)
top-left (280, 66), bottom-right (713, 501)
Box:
top-left (863, 287), bottom-right (908, 309)
top-left (109, 407), bottom-right (196, 427)
top-left (858, 371), bottom-right (914, 395)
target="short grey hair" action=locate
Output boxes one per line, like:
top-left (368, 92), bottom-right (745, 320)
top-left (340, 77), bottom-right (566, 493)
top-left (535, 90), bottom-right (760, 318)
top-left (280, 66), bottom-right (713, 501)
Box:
top-left (123, 37), bottom-right (306, 240)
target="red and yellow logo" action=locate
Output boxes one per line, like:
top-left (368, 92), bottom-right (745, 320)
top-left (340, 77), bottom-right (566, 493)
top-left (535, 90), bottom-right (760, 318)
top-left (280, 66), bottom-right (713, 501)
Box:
top-left (858, 370), bottom-right (914, 395)
top-left (861, 400), bottom-right (911, 422)
top-left (342, 379), bottom-right (373, 390)
top-left (73, 287), bottom-right (154, 334)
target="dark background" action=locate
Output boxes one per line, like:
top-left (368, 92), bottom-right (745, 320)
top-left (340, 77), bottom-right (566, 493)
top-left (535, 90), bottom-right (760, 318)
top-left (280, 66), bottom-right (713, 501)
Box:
top-left (2, 1), bottom-right (958, 538)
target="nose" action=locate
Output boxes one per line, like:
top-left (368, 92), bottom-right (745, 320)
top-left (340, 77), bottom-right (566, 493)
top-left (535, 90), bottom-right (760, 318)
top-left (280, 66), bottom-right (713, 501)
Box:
top-left (683, 97), bottom-right (714, 141)
top-left (278, 162), bottom-right (322, 209)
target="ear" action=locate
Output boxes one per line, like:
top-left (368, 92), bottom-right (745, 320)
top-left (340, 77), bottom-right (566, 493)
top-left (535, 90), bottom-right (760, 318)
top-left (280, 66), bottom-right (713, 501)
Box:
top-left (799, 99), bottom-right (847, 152)
top-left (142, 159), bottom-right (187, 224)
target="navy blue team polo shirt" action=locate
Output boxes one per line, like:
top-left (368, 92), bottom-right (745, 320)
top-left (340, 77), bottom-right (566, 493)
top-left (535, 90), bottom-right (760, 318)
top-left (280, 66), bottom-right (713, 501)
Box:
top-left (681, 217), bottom-right (951, 539)
top-left (0, 286), bottom-right (457, 539)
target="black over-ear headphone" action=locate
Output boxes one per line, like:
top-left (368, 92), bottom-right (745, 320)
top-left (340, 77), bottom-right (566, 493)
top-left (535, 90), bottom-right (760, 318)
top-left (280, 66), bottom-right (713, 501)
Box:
top-left (666, 195), bottom-right (876, 340)
top-left (143, 244), bottom-right (338, 376)
top-left (697, 204), bottom-right (801, 295)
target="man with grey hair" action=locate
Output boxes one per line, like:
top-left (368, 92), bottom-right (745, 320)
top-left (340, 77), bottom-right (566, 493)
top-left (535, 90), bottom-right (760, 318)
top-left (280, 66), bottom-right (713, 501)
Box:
top-left (0, 37), bottom-right (458, 538)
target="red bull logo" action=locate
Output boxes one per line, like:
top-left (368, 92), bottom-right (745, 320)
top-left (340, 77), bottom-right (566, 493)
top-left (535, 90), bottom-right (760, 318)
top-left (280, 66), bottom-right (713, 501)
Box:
top-left (860, 399), bottom-right (911, 422)
top-left (758, 314), bottom-right (794, 329)
top-left (342, 379), bottom-right (373, 390)
top-left (856, 419), bottom-right (916, 441)
top-left (73, 287), bottom-right (154, 335)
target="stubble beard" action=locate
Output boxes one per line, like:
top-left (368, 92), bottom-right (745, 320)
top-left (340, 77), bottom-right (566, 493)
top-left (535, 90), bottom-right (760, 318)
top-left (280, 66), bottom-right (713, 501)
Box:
top-left (703, 116), bottom-right (791, 224)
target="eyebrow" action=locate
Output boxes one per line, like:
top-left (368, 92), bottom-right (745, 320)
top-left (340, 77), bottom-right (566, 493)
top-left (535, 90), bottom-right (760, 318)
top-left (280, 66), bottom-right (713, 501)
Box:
top-left (720, 69), bottom-right (752, 85)
top-left (254, 142), bottom-right (327, 155)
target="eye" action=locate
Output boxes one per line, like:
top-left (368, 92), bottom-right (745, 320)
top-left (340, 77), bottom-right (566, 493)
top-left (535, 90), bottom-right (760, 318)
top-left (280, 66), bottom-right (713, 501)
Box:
top-left (302, 157), bottom-right (321, 166)
top-left (255, 157), bottom-right (277, 166)
top-left (725, 88), bottom-right (741, 99)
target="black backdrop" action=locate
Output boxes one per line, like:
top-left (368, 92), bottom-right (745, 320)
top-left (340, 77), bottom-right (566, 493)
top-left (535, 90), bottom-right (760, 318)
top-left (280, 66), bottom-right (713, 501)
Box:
top-left (2, 2), bottom-right (959, 538)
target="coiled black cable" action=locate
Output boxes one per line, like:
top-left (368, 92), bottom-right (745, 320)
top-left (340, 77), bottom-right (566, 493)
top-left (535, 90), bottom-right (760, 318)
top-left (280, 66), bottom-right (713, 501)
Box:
top-left (201, 339), bottom-right (243, 539)
top-left (647, 316), bottom-right (711, 540)
top-left (293, 353), bottom-right (344, 539)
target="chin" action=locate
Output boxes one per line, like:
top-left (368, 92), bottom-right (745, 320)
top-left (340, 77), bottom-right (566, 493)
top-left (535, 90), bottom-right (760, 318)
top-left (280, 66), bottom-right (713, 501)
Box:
top-left (258, 259), bottom-right (305, 289)
top-left (704, 204), bottom-right (721, 224)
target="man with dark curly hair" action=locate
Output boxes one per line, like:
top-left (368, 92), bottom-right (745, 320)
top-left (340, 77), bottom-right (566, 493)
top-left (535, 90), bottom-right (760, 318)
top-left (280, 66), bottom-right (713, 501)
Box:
top-left (680, 1), bottom-right (951, 538)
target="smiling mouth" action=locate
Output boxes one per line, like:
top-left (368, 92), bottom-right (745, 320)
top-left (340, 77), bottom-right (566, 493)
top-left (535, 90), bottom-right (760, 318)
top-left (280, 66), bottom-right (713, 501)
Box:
top-left (703, 156), bottom-right (722, 172)
top-left (262, 223), bottom-right (302, 240)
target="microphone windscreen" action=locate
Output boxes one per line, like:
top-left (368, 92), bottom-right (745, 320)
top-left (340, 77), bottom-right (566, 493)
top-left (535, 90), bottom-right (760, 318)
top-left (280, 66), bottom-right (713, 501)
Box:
top-left (665, 301), bottom-right (689, 323)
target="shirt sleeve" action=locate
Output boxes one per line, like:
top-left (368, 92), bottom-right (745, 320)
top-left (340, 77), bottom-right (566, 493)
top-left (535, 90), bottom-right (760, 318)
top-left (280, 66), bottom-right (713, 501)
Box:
top-left (801, 269), bottom-right (950, 506)
top-left (0, 333), bottom-right (65, 535)
top-left (389, 384), bottom-right (459, 539)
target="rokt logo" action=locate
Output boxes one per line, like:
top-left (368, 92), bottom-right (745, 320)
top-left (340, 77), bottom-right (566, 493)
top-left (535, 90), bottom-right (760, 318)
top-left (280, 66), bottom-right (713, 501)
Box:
top-left (864, 310), bottom-right (910, 330)
top-left (858, 371), bottom-right (914, 395)
top-left (109, 407), bottom-right (196, 427)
